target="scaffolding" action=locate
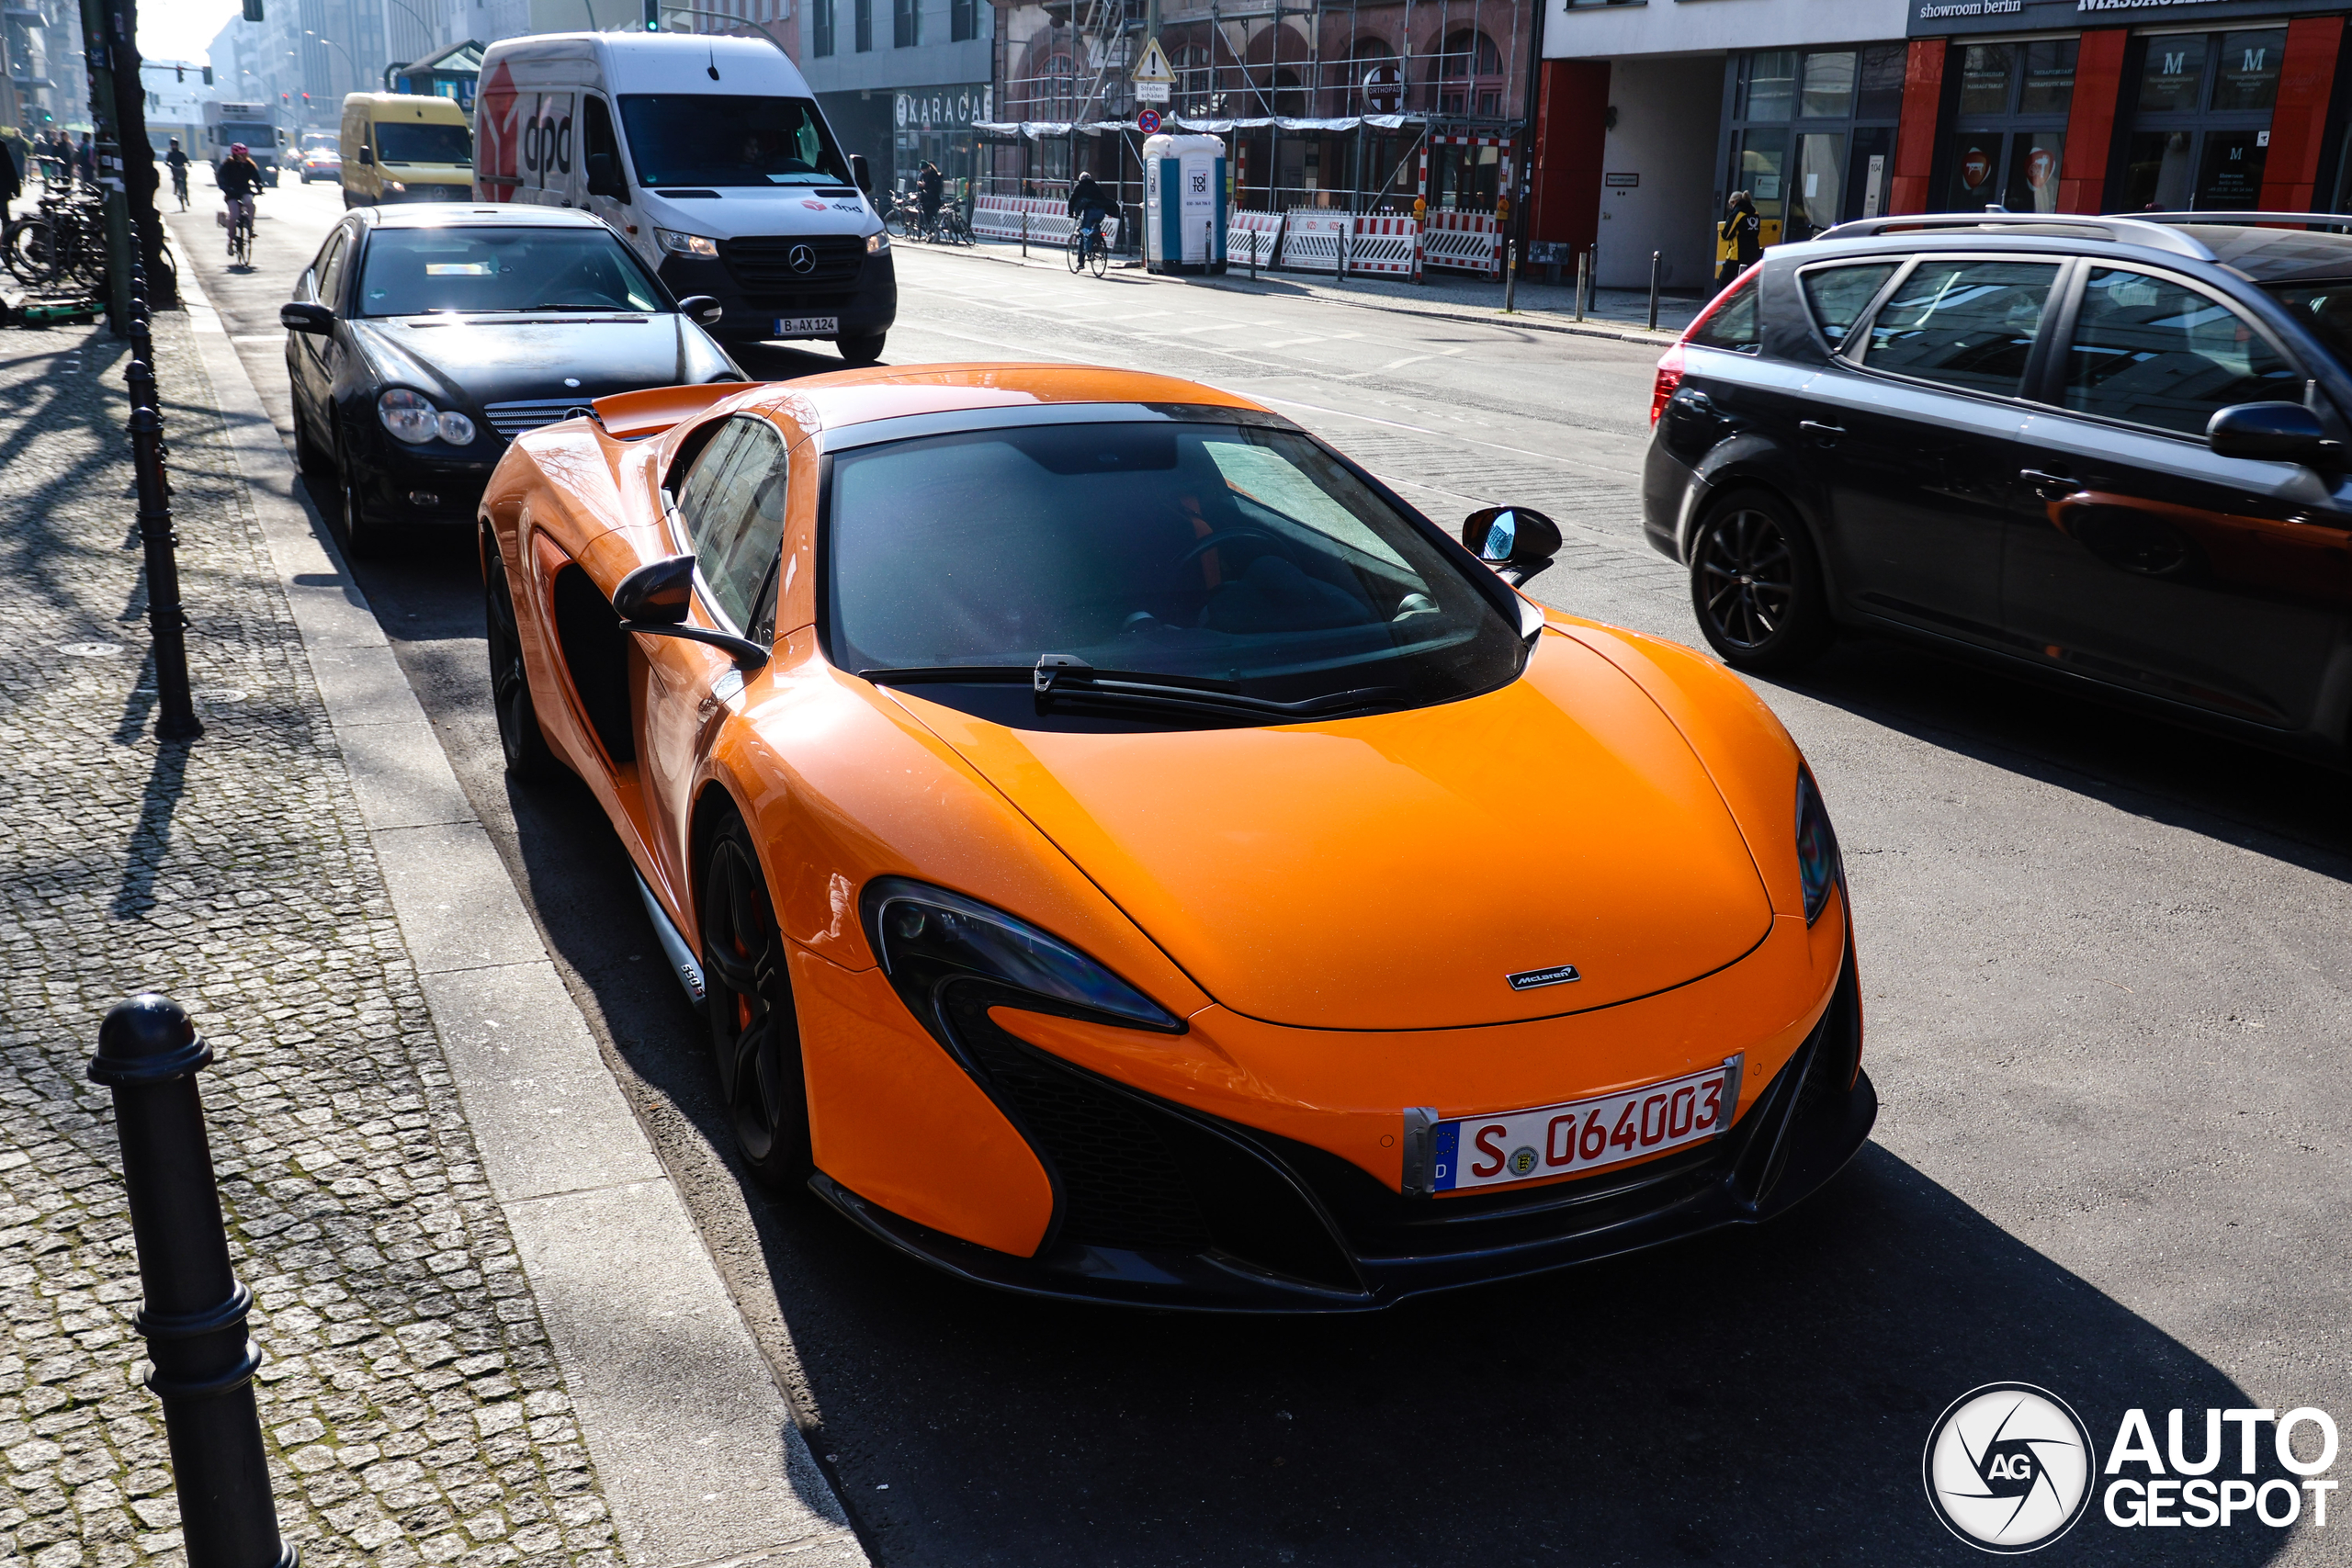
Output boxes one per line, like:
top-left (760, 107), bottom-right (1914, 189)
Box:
top-left (980, 0), bottom-right (1530, 228)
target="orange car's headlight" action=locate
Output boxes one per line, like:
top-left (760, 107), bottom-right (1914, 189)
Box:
top-left (1796, 766), bottom-right (1844, 925)
top-left (863, 877), bottom-right (1181, 1047)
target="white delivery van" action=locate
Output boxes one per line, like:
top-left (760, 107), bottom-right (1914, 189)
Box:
top-left (474, 32), bottom-right (893, 363)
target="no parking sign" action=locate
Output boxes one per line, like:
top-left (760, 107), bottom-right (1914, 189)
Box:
top-left (1137, 108), bottom-right (1162, 134)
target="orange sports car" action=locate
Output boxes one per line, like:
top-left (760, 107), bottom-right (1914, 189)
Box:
top-left (477, 365), bottom-right (1871, 1310)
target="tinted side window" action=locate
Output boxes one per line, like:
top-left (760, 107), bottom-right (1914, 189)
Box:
top-left (1690, 276), bottom-right (1761, 353)
top-left (2063, 268), bottom-right (2301, 436)
top-left (678, 415), bottom-right (788, 632)
top-left (1802, 262), bottom-right (1899, 348)
top-left (317, 230), bottom-right (352, 308)
top-left (1860, 259), bottom-right (2061, 397)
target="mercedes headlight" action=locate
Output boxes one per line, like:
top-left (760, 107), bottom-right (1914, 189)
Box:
top-left (865, 229), bottom-right (890, 254)
top-left (383, 178), bottom-right (405, 192)
top-left (864, 877), bottom-right (1180, 1047)
top-left (1795, 767), bottom-right (1844, 925)
top-left (655, 227), bottom-right (720, 258)
top-left (435, 410), bottom-right (476, 445)
top-left (377, 389), bottom-right (439, 444)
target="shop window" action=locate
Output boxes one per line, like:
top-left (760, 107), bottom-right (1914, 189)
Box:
top-left (1945, 39), bottom-right (2072, 213)
top-left (2119, 30), bottom-right (2282, 211)
top-left (2019, 40), bottom-right (2077, 116)
top-left (2210, 30), bottom-right (2284, 112)
top-left (2138, 37), bottom-right (2208, 115)
top-left (1802, 52), bottom-right (1855, 119)
top-left (1959, 44), bottom-right (2014, 118)
top-left (1856, 46), bottom-right (1905, 120)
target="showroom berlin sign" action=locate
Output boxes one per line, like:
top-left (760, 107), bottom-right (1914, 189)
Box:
top-left (1911, 0), bottom-right (2348, 34)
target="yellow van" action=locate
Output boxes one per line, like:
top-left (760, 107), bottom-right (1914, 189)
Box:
top-left (340, 94), bottom-right (473, 207)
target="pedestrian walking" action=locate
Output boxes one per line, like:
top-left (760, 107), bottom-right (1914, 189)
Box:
top-left (1716, 189), bottom-right (1761, 289)
top-left (916, 160), bottom-right (944, 237)
top-left (75, 131), bottom-right (95, 187)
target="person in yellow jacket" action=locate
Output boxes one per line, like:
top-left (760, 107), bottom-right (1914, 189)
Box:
top-left (1716, 190), bottom-right (1760, 288)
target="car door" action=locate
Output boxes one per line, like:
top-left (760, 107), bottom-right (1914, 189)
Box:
top-left (1797, 254), bottom-right (2067, 643)
top-left (641, 414), bottom-right (792, 902)
top-left (292, 225), bottom-right (353, 429)
top-left (579, 94), bottom-right (632, 235)
top-left (2003, 264), bottom-right (2349, 729)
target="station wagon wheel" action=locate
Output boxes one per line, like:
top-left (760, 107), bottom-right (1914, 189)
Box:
top-left (482, 541), bottom-right (561, 782)
top-left (699, 815), bottom-right (812, 1184)
top-left (1689, 491), bottom-right (1835, 673)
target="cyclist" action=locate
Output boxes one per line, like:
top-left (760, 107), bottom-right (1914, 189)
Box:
top-left (1067, 171), bottom-right (1111, 262)
top-left (916, 161), bottom-right (944, 239)
top-left (165, 138), bottom-right (190, 210)
top-left (218, 142), bottom-right (263, 261)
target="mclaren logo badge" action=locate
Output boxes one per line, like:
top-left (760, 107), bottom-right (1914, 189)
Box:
top-left (1507, 964), bottom-right (1582, 991)
top-left (788, 243), bottom-right (818, 274)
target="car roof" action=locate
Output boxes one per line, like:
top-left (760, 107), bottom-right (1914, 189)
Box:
top-left (1781, 214), bottom-right (2352, 284)
top-left (728, 364), bottom-right (1267, 435)
top-left (356, 204), bottom-right (612, 232)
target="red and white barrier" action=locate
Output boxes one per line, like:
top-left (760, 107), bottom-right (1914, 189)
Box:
top-left (969, 195), bottom-right (1115, 249)
top-left (1272, 210), bottom-right (1419, 276)
top-left (1228, 211), bottom-right (1283, 268)
top-left (1345, 215), bottom-right (1416, 276)
top-left (1419, 209), bottom-right (1502, 278)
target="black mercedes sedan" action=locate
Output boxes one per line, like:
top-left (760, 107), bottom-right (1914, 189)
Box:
top-left (280, 203), bottom-right (743, 554)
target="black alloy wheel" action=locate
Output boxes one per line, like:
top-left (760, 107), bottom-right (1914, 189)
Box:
top-left (1689, 491), bottom-right (1835, 673)
top-left (837, 332), bottom-right (886, 367)
top-left (333, 435), bottom-right (388, 558)
top-left (699, 813), bottom-right (813, 1184)
top-left (482, 541), bottom-right (561, 782)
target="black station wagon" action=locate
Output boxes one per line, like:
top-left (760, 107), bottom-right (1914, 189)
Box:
top-left (1644, 211), bottom-right (2352, 761)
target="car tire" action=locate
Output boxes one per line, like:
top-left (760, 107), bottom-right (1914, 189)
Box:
top-left (1688, 490), bottom-right (1837, 673)
top-left (483, 539), bottom-right (563, 783)
top-left (837, 332), bottom-right (886, 367)
top-left (698, 810), bottom-right (814, 1186)
top-left (332, 435), bottom-right (390, 558)
top-left (292, 406), bottom-right (334, 479)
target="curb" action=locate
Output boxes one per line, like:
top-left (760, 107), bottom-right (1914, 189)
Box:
top-left (925, 236), bottom-right (1686, 346)
top-left (173, 267), bottom-right (870, 1568)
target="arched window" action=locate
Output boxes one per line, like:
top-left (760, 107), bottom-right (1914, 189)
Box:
top-left (1437, 30), bottom-right (1504, 117)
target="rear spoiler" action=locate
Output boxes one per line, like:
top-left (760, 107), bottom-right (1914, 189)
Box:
top-left (592, 381), bottom-right (756, 441)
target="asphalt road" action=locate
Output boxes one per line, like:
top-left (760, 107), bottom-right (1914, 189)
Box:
top-left (167, 179), bottom-right (2351, 1567)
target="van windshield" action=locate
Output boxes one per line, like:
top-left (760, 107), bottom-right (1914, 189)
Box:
top-left (617, 95), bottom-right (851, 188)
top-left (378, 121), bottom-right (471, 165)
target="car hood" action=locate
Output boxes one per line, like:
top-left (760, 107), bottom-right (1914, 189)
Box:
top-left (888, 632), bottom-right (1775, 1031)
top-left (347, 315), bottom-right (725, 414)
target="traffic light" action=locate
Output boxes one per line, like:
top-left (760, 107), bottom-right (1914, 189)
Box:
top-left (644, 0), bottom-right (659, 28)
top-left (243, 0), bottom-right (265, 18)
top-left (175, 64), bottom-right (184, 81)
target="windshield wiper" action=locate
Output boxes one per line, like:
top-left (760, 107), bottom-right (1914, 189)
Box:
top-left (858, 655), bottom-right (1402, 722)
top-left (514, 302), bottom-right (641, 312)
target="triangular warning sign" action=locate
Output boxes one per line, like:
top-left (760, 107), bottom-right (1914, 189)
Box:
top-left (1132, 37), bottom-right (1176, 85)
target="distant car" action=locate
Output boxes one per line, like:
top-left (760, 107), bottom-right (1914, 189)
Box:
top-left (300, 147), bottom-right (343, 183)
top-left (474, 364), bottom-right (1871, 1311)
top-left (278, 203), bottom-right (741, 555)
top-left (1645, 210), bottom-right (2352, 762)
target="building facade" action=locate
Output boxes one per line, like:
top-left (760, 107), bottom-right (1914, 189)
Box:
top-left (5, 0), bottom-right (87, 137)
top-left (1532, 0), bottom-right (2352, 291)
top-left (797, 0), bottom-right (993, 198)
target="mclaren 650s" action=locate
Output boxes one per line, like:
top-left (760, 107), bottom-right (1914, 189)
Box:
top-left (477, 364), bottom-right (1874, 1311)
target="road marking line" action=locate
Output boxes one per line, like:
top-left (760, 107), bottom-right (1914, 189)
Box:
top-left (1250, 392), bottom-right (1639, 479)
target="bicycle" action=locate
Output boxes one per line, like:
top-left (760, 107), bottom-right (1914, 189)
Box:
top-left (3, 184), bottom-right (107, 288)
top-left (1067, 218), bottom-right (1108, 278)
top-left (226, 197), bottom-right (255, 268)
top-left (171, 165), bottom-right (190, 210)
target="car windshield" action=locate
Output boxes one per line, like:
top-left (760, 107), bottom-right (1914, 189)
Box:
top-left (2262, 277), bottom-right (2352, 365)
top-left (356, 227), bottom-right (665, 316)
top-left (825, 417), bottom-right (1524, 716)
top-left (617, 95), bottom-right (850, 187)
top-left (378, 121), bottom-right (471, 165)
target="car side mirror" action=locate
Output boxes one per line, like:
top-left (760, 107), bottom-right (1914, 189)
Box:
top-left (2208, 400), bottom-right (2339, 465)
top-left (850, 152), bottom-right (871, 194)
top-left (614, 553), bottom-right (695, 624)
top-left (612, 552), bottom-right (772, 669)
top-left (279, 301), bottom-right (334, 334)
top-left (356, 145), bottom-right (373, 166)
top-left (585, 151), bottom-right (628, 201)
top-left (675, 294), bottom-right (723, 328)
top-left (1462, 505), bottom-right (1564, 587)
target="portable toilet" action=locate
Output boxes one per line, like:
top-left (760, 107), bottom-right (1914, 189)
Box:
top-left (1144, 133), bottom-right (1227, 275)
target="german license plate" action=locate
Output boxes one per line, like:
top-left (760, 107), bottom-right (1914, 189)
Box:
top-left (1429, 1056), bottom-right (1742, 1193)
top-left (775, 315), bottom-right (839, 336)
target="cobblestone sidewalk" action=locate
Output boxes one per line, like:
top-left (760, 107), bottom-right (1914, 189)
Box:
top-left (0, 310), bottom-right (620, 1568)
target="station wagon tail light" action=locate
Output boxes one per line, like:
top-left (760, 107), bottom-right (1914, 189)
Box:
top-left (1650, 344), bottom-right (1685, 426)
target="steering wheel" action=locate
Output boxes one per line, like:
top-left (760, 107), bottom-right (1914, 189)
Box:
top-left (1175, 527), bottom-right (1288, 569)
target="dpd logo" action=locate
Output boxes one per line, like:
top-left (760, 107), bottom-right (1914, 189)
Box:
top-left (1924, 1383), bottom-right (2095, 1553)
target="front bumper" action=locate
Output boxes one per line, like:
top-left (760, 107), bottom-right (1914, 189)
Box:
top-left (814, 942), bottom-right (1872, 1312)
top-left (658, 246), bottom-right (896, 344)
top-left (345, 432), bottom-right (500, 528)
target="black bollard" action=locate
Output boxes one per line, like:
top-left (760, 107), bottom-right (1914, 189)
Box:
top-left (88, 996), bottom-right (295, 1568)
top-left (1647, 249), bottom-right (1662, 333)
top-left (129, 395), bottom-right (202, 739)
